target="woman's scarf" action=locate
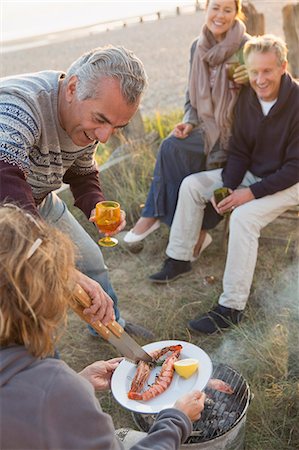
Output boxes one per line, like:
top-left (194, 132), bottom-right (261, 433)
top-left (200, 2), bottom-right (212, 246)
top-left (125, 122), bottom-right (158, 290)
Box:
top-left (189, 19), bottom-right (246, 158)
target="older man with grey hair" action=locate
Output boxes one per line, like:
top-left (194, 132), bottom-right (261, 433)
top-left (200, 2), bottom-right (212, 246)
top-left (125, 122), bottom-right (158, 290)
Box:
top-left (0, 45), bottom-right (153, 339)
top-left (149, 34), bottom-right (299, 334)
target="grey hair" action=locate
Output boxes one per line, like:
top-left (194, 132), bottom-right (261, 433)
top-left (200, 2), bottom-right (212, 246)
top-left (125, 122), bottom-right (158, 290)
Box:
top-left (65, 45), bottom-right (148, 104)
top-left (244, 34), bottom-right (288, 66)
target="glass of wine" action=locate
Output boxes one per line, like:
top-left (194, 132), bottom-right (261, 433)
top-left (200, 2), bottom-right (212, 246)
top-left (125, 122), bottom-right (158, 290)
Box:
top-left (95, 201), bottom-right (121, 247)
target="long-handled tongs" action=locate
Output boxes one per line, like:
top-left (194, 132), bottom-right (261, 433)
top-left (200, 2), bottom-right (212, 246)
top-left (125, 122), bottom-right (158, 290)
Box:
top-left (69, 284), bottom-right (154, 364)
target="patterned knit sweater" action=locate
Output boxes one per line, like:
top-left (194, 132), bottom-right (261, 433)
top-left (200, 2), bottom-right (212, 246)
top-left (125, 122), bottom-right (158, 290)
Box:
top-left (0, 71), bottom-right (104, 217)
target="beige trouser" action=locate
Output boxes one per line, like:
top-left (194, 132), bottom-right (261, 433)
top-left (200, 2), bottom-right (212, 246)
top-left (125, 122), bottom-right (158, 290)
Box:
top-left (166, 169), bottom-right (299, 310)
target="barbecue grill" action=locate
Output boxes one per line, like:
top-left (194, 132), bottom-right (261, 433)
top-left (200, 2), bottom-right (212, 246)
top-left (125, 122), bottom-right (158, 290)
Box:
top-left (132, 363), bottom-right (252, 450)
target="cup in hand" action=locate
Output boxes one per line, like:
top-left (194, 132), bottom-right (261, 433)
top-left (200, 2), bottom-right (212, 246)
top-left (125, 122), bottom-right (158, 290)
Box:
top-left (226, 61), bottom-right (241, 90)
top-left (95, 201), bottom-right (121, 247)
top-left (214, 187), bottom-right (231, 216)
top-left (226, 62), bottom-right (240, 82)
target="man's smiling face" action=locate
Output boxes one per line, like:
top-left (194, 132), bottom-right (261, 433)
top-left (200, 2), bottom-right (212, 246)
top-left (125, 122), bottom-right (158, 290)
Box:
top-left (247, 50), bottom-right (287, 102)
top-left (62, 76), bottom-right (139, 147)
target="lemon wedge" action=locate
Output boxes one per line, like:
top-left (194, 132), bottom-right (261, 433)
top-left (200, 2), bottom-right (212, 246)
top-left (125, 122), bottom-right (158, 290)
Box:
top-left (174, 358), bottom-right (199, 379)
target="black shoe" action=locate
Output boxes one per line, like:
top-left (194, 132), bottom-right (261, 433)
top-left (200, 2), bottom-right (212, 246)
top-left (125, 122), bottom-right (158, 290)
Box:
top-left (149, 258), bottom-right (191, 284)
top-left (124, 321), bottom-right (155, 340)
top-left (188, 305), bottom-right (243, 335)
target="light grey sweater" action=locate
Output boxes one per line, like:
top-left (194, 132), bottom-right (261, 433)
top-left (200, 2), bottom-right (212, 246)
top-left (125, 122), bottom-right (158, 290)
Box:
top-left (0, 346), bottom-right (192, 450)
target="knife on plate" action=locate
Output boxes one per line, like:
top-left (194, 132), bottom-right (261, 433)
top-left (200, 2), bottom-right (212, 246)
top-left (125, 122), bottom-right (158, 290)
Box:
top-left (69, 284), bottom-right (154, 364)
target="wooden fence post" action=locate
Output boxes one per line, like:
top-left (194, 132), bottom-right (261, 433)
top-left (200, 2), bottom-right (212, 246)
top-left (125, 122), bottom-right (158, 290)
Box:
top-left (242, 1), bottom-right (265, 35)
top-left (282, 3), bottom-right (299, 78)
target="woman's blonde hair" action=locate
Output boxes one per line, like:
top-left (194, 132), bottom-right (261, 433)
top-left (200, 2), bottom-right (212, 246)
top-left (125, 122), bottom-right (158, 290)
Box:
top-left (0, 204), bottom-right (76, 358)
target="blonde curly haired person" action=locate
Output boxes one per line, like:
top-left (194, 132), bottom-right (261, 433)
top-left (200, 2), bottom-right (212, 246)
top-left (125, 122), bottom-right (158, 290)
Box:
top-left (0, 204), bottom-right (205, 450)
top-left (0, 204), bottom-right (75, 357)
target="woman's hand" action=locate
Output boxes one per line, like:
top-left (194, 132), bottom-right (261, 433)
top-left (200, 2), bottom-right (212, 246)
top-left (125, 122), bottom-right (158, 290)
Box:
top-left (75, 270), bottom-right (115, 325)
top-left (174, 390), bottom-right (206, 422)
top-left (79, 358), bottom-right (123, 391)
top-left (233, 64), bottom-right (249, 85)
top-left (89, 209), bottom-right (126, 236)
top-left (172, 122), bottom-right (194, 139)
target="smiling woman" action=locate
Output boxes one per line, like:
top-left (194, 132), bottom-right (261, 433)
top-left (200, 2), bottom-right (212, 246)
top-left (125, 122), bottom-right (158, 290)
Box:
top-left (205, 0), bottom-right (244, 41)
top-left (124, 0), bottom-right (250, 249)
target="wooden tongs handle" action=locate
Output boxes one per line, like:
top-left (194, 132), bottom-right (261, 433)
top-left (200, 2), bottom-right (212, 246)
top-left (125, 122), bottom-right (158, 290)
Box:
top-left (69, 284), bottom-right (123, 340)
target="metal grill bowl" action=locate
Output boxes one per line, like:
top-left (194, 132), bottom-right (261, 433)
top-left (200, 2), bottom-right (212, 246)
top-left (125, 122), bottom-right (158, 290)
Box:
top-left (132, 363), bottom-right (251, 450)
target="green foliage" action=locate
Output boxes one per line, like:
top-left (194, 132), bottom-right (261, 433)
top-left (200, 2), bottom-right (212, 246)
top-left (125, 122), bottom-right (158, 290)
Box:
top-left (94, 143), bottom-right (111, 166)
top-left (143, 109), bottom-right (183, 138)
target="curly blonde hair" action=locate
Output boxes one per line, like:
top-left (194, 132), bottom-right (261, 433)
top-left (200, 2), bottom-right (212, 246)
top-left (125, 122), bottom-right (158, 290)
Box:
top-left (0, 204), bottom-right (76, 358)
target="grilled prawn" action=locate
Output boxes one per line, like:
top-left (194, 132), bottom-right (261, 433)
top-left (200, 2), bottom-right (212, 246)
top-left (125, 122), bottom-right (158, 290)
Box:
top-left (207, 378), bottom-right (234, 394)
top-left (128, 344), bottom-right (182, 400)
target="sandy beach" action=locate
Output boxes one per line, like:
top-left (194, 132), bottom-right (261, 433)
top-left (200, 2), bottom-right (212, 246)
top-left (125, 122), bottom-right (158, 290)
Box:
top-left (1, 1), bottom-right (292, 116)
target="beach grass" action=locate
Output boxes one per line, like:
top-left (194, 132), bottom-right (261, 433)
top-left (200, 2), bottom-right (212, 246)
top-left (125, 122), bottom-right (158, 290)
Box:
top-left (59, 111), bottom-right (299, 450)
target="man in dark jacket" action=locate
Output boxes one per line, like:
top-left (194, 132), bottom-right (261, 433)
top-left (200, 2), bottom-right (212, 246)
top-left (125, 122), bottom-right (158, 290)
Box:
top-left (149, 34), bottom-right (299, 334)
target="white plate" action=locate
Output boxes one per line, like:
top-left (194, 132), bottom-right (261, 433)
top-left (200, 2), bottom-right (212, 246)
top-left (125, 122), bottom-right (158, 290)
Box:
top-left (111, 339), bottom-right (213, 414)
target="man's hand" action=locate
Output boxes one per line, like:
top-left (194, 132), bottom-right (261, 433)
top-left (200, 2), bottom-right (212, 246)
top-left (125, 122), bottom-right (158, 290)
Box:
top-left (212, 188), bottom-right (255, 215)
top-left (79, 358), bottom-right (123, 391)
top-left (75, 270), bottom-right (115, 325)
top-left (233, 64), bottom-right (249, 85)
top-left (174, 390), bottom-right (206, 422)
top-left (89, 209), bottom-right (126, 236)
top-left (172, 122), bottom-right (194, 139)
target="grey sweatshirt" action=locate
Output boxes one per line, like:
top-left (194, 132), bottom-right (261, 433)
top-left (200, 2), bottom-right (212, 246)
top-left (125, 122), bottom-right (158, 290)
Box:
top-left (0, 346), bottom-right (192, 450)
